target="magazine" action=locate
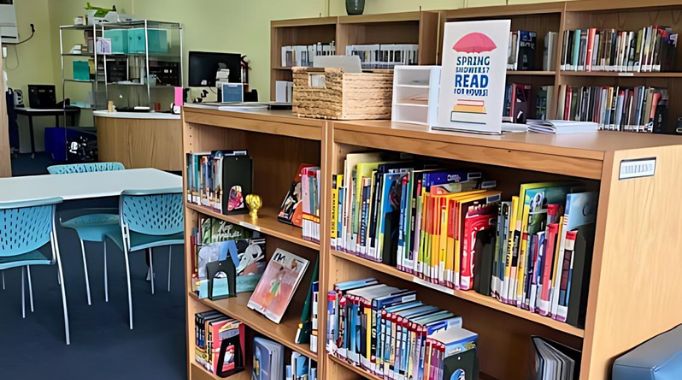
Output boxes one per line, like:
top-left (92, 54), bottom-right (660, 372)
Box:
top-left (247, 248), bottom-right (309, 323)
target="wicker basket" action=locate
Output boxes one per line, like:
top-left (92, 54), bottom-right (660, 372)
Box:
top-left (292, 67), bottom-right (393, 120)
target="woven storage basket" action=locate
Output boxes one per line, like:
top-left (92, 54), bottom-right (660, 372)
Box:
top-left (292, 67), bottom-right (393, 120)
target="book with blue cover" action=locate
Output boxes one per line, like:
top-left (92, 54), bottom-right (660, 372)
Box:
top-left (253, 337), bottom-right (284, 380)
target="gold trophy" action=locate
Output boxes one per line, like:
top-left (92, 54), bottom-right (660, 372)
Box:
top-left (246, 194), bottom-right (262, 221)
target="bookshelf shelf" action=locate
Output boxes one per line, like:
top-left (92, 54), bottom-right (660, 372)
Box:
top-left (186, 203), bottom-right (320, 251)
top-left (190, 293), bottom-right (318, 361)
top-left (561, 71), bottom-right (682, 78)
top-left (190, 358), bottom-right (252, 380)
top-left (507, 70), bottom-right (556, 76)
top-left (328, 356), bottom-right (384, 380)
top-left (330, 249), bottom-right (585, 338)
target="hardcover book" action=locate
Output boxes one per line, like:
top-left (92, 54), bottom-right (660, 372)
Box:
top-left (248, 248), bottom-right (310, 323)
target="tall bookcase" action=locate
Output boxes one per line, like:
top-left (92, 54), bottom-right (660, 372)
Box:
top-left (183, 105), bottom-right (326, 380)
top-left (270, 11), bottom-right (441, 100)
top-left (272, 0), bottom-right (682, 133)
top-left (183, 105), bottom-right (682, 380)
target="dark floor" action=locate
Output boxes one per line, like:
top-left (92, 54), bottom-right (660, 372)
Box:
top-left (0, 154), bottom-right (187, 380)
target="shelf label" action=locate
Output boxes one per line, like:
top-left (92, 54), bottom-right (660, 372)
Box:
top-left (238, 221), bottom-right (261, 232)
top-left (619, 158), bottom-right (656, 180)
top-left (412, 276), bottom-right (455, 296)
top-left (617, 72), bottom-right (635, 77)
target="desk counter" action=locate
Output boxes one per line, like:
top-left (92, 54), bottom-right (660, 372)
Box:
top-left (94, 110), bottom-right (182, 171)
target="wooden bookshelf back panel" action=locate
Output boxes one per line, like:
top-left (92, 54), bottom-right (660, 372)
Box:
top-left (272, 24), bottom-right (337, 72)
top-left (563, 7), bottom-right (682, 73)
top-left (336, 21), bottom-right (421, 53)
top-left (327, 253), bottom-right (583, 380)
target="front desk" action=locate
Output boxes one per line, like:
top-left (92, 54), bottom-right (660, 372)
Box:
top-left (94, 111), bottom-right (182, 172)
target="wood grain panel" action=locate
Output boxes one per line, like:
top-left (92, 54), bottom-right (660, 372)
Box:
top-left (581, 145), bottom-right (682, 379)
top-left (96, 116), bottom-right (182, 171)
top-left (0, 40), bottom-right (10, 178)
top-left (334, 128), bottom-right (604, 179)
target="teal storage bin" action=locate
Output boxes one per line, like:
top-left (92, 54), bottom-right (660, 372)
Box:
top-left (128, 28), bottom-right (168, 54)
top-left (73, 61), bottom-right (90, 81)
top-left (103, 29), bottom-right (128, 54)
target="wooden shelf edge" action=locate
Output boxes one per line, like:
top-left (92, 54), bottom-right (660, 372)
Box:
top-left (190, 362), bottom-right (252, 380)
top-left (507, 70), bottom-right (556, 76)
top-left (185, 203), bottom-right (320, 251)
top-left (329, 355), bottom-right (383, 380)
top-left (560, 71), bottom-right (682, 78)
top-left (330, 249), bottom-right (585, 338)
top-left (189, 293), bottom-right (319, 361)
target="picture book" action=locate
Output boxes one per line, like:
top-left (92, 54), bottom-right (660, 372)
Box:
top-left (253, 337), bottom-right (284, 380)
top-left (278, 163), bottom-right (317, 227)
top-left (195, 236), bottom-right (266, 297)
top-left (248, 248), bottom-right (310, 323)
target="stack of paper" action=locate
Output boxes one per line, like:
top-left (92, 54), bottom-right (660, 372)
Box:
top-left (527, 120), bottom-right (599, 134)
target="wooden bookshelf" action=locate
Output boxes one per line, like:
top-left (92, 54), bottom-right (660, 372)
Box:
top-left (270, 11), bottom-right (440, 100)
top-left (183, 105), bottom-right (682, 380)
top-left (183, 105), bottom-right (325, 379)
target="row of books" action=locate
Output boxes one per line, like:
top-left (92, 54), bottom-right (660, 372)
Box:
top-left (330, 153), bottom-right (596, 328)
top-left (345, 44), bottom-right (419, 69)
top-left (560, 26), bottom-right (679, 72)
top-left (556, 85), bottom-right (668, 133)
top-left (507, 31), bottom-right (559, 71)
top-left (194, 311), bottom-right (246, 376)
top-left (503, 83), bottom-right (555, 123)
top-left (507, 30), bottom-right (537, 71)
top-left (281, 42), bottom-right (336, 67)
top-left (190, 217), bottom-right (265, 298)
top-left (186, 150), bottom-right (252, 215)
top-left (330, 153), bottom-right (497, 283)
top-left (326, 278), bottom-right (478, 380)
top-left (490, 184), bottom-right (597, 327)
top-left (253, 337), bottom-right (318, 380)
top-left (277, 164), bottom-right (321, 243)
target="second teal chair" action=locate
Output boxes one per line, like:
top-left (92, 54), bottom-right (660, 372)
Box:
top-left (47, 162), bottom-right (125, 305)
top-left (106, 188), bottom-right (184, 329)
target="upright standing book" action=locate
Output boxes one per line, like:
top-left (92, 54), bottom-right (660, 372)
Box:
top-left (248, 248), bottom-right (309, 323)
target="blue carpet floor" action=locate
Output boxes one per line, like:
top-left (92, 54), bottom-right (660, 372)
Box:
top-left (0, 154), bottom-right (186, 380)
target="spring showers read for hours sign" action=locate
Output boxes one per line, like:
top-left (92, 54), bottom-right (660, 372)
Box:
top-left (434, 20), bottom-right (511, 134)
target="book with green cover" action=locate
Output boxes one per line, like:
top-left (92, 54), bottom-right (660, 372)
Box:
top-left (295, 258), bottom-right (319, 344)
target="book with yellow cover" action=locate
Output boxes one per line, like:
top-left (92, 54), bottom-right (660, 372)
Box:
top-left (502, 196), bottom-right (519, 304)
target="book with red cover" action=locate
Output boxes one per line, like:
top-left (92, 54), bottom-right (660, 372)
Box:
top-left (278, 163), bottom-right (316, 227)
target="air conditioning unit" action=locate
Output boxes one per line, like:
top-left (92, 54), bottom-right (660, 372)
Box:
top-left (0, 0), bottom-right (18, 44)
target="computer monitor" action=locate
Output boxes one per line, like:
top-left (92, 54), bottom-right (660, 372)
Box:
top-left (188, 51), bottom-right (242, 87)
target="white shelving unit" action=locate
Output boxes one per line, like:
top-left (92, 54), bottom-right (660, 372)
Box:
top-left (391, 65), bottom-right (441, 126)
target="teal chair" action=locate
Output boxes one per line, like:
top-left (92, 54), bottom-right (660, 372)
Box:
top-left (0, 197), bottom-right (70, 345)
top-left (47, 162), bottom-right (125, 305)
top-left (105, 188), bottom-right (184, 329)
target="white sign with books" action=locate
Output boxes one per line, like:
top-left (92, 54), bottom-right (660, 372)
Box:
top-left (434, 20), bottom-right (511, 135)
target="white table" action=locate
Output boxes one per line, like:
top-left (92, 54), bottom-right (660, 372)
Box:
top-left (0, 168), bottom-right (182, 203)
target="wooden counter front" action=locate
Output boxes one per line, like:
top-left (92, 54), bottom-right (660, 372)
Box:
top-left (95, 115), bottom-right (182, 171)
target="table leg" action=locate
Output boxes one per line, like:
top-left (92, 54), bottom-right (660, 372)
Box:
top-left (28, 116), bottom-right (35, 159)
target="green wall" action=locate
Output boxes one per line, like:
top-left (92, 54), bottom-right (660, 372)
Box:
top-left (10, 0), bottom-right (569, 105)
